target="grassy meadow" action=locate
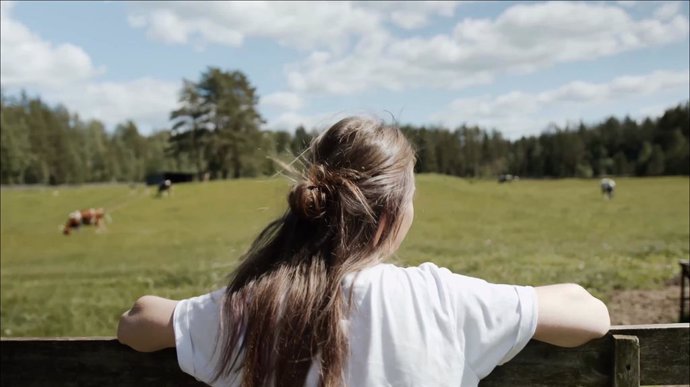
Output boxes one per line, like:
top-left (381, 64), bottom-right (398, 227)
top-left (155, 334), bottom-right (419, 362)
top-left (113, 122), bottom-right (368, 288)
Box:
top-left (1, 175), bottom-right (688, 337)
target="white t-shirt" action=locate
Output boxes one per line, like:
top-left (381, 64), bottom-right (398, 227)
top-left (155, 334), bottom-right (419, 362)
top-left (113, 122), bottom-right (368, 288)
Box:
top-left (173, 262), bottom-right (538, 387)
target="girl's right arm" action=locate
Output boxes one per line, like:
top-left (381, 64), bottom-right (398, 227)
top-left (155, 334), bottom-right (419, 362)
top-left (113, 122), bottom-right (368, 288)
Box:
top-left (117, 295), bottom-right (178, 352)
top-left (533, 284), bottom-right (610, 347)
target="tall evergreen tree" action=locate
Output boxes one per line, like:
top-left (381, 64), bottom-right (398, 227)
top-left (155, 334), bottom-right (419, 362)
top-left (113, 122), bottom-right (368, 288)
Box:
top-left (197, 67), bottom-right (265, 179)
top-left (169, 80), bottom-right (209, 179)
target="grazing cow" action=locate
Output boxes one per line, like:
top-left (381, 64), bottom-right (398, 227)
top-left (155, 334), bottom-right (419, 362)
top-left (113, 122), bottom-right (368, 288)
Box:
top-left (600, 178), bottom-right (616, 199)
top-left (498, 174), bottom-right (519, 183)
top-left (157, 179), bottom-right (173, 197)
top-left (63, 208), bottom-right (107, 235)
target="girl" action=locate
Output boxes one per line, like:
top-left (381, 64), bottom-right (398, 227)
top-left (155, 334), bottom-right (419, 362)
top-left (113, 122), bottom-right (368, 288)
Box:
top-left (117, 117), bottom-right (610, 387)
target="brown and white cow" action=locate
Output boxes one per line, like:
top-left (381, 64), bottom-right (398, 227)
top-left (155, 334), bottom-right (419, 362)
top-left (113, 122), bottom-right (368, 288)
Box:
top-left (63, 208), bottom-right (107, 235)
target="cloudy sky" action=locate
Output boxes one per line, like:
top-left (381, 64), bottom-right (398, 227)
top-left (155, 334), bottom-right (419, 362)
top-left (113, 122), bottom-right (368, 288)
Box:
top-left (1, 1), bottom-right (688, 139)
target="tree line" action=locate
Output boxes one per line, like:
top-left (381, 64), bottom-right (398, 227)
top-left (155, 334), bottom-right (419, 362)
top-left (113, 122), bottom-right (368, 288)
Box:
top-left (1, 67), bottom-right (688, 185)
top-left (404, 101), bottom-right (688, 178)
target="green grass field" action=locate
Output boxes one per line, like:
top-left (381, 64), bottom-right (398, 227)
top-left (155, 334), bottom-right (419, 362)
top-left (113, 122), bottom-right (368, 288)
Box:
top-left (1, 175), bottom-right (688, 337)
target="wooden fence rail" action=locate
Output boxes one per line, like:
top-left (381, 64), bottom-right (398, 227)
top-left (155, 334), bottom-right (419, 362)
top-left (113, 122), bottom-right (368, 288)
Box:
top-left (1, 324), bottom-right (688, 387)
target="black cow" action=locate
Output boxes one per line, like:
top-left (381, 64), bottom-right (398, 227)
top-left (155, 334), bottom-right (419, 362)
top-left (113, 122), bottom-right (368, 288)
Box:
top-left (600, 178), bottom-right (615, 199)
top-left (157, 179), bottom-right (173, 197)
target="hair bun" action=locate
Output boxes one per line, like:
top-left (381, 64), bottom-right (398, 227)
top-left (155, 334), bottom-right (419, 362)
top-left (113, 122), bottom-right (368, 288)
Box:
top-left (289, 181), bottom-right (327, 221)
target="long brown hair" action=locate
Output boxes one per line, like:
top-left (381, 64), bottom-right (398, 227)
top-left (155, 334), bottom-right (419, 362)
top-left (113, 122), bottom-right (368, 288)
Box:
top-left (214, 117), bottom-right (416, 386)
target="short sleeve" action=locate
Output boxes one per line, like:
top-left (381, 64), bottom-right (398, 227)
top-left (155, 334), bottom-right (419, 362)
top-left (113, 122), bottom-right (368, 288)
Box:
top-left (418, 263), bottom-right (538, 379)
top-left (173, 288), bottom-right (226, 383)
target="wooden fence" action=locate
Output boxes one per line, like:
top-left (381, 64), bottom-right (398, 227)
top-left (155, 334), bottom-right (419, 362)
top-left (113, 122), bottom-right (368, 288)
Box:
top-left (1, 324), bottom-right (688, 387)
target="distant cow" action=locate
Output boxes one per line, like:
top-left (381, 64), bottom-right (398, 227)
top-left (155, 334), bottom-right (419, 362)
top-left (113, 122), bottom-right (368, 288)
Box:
top-left (600, 178), bottom-right (616, 199)
top-left (63, 208), bottom-right (107, 235)
top-left (157, 179), bottom-right (173, 197)
top-left (498, 174), bottom-right (519, 183)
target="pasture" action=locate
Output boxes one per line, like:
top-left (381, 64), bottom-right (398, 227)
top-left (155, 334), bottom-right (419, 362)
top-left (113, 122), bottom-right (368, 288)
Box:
top-left (1, 175), bottom-right (688, 337)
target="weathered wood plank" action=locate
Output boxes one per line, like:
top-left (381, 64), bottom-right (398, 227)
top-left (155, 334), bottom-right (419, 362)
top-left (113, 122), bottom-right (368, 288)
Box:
top-left (481, 324), bottom-right (689, 387)
top-left (480, 335), bottom-right (613, 387)
top-left (610, 324), bottom-right (689, 385)
top-left (1, 324), bottom-right (688, 386)
top-left (613, 335), bottom-right (640, 387)
top-left (0, 338), bottom-right (205, 387)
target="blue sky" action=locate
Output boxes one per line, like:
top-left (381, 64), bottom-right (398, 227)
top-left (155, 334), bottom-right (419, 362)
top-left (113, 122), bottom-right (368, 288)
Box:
top-left (1, 1), bottom-right (688, 139)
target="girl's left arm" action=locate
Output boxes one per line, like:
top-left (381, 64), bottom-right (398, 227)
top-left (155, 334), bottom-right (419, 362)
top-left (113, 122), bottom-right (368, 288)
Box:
top-left (117, 295), bottom-right (178, 352)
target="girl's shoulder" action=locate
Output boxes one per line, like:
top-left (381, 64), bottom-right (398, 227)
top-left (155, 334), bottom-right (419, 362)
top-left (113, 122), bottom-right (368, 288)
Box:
top-left (345, 261), bottom-right (478, 298)
top-left (349, 261), bottom-right (474, 284)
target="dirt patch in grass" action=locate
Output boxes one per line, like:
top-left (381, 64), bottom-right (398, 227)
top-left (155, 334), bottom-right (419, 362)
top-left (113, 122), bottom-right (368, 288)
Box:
top-left (608, 284), bottom-right (686, 325)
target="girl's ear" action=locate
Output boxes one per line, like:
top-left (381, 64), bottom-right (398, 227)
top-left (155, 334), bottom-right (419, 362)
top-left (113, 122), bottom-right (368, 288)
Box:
top-left (372, 212), bottom-right (388, 248)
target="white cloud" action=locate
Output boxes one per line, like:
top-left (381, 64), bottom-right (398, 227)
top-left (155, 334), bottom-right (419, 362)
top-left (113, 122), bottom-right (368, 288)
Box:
top-left (264, 109), bottom-right (375, 133)
top-left (390, 11), bottom-right (429, 30)
top-left (359, 1), bottom-right (460, 30)
top-left (126, 2), bottom-right (383, 52)
top-left (0, 1), bottom-right (12, 14)
top-left (264, 111), bottom-right (326, 132)
top-left (539, 70), bottom-right (690, 103)
top-left (122, 1), bottom-right (688, 111)
top-left (431, 69), bottom-right (690, 138)
top-left (47, 78), bottom-right (179, 132)
top-left (287, 1), bottom-right (689, 95)
top-left (261, 92), bottom-right (304, 111)
top-left (266, 112), bottom-right (316, 132)
top-left (125, 1), bottom-right (464, 53)
top-left (0, 2), bottom-right (103, 89)
top-left (3, 0), bottom-right (687, 138)
top-left (654, 1), bottom-right (682, 21)
top-left (0, 3), bottom-right (177, 133)
top-left (639, 103), bottom-right (675, 119)
top-left (616, 1), bottom-right (637, 8)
